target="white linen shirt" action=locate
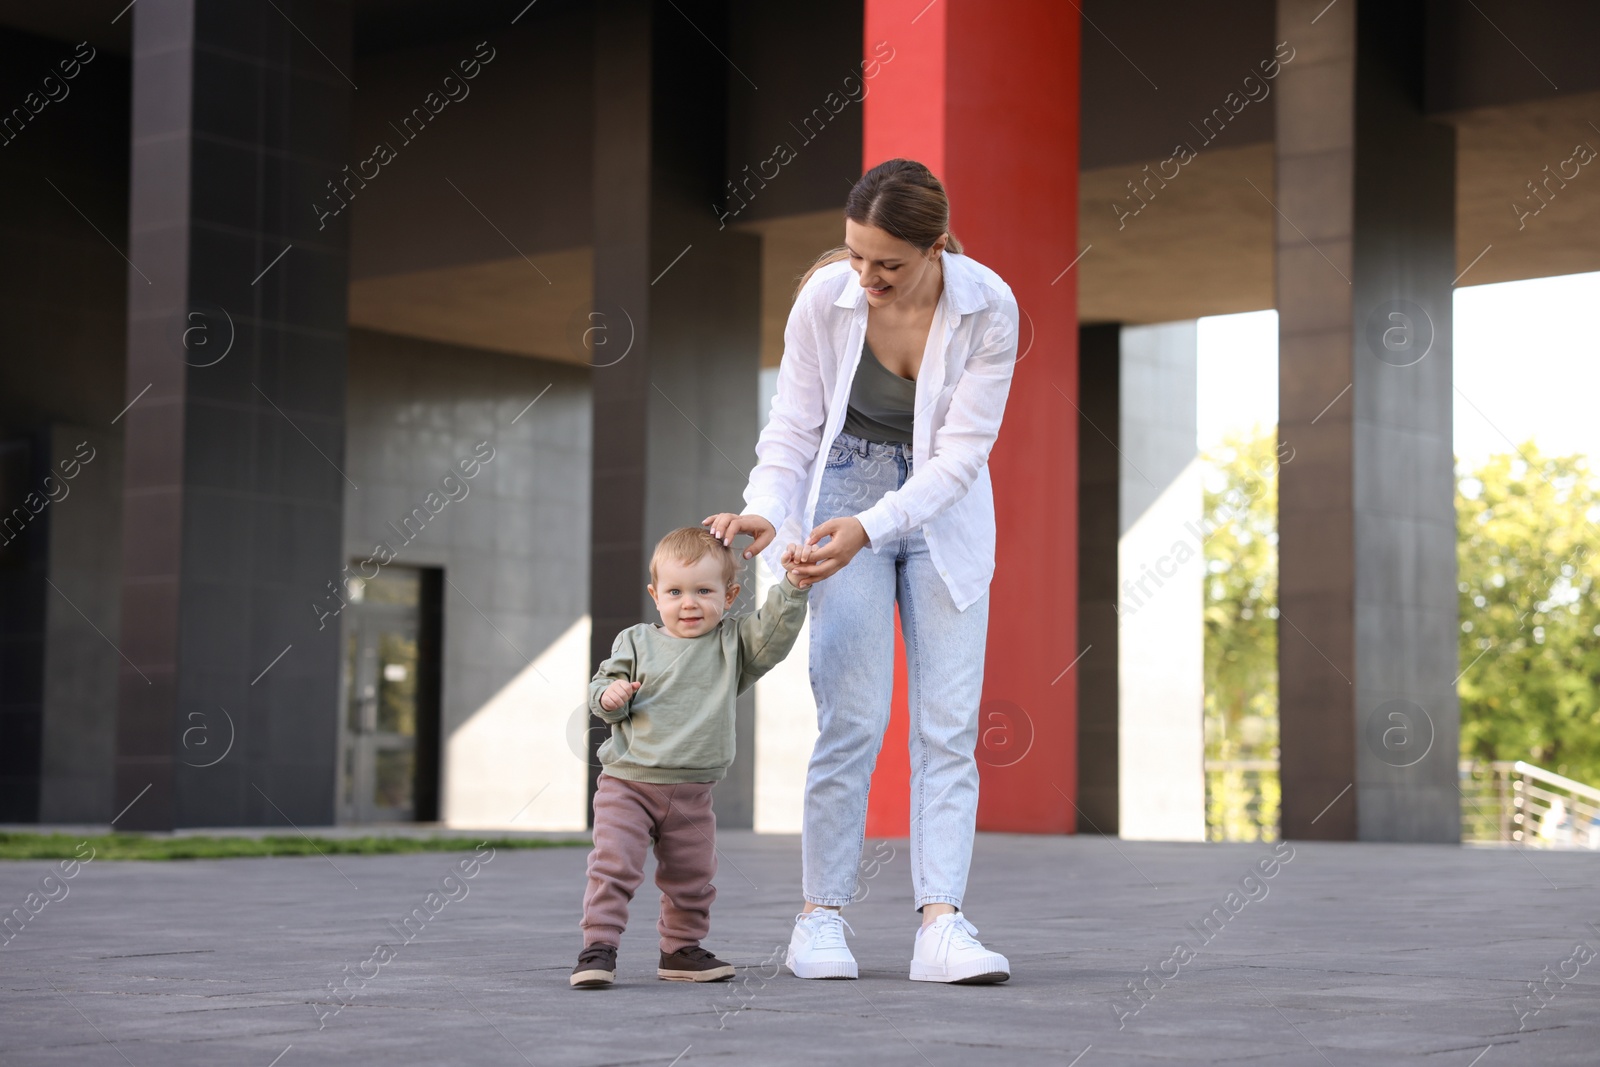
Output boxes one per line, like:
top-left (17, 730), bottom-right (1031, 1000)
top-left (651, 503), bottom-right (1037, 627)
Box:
top-left (741, 250), bottom-right (1020, 612)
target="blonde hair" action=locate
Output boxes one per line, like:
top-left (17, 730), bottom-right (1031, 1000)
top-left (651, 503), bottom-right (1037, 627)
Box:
top-left (793, 157), bottom-right (964, 301)
top-left (649, 526), bottom-right (740, 588)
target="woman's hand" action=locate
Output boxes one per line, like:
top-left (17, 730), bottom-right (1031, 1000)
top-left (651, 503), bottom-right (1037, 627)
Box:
top-left (786, 517), bottom-right (871, 585)
top-left (703, 512), bottom-right (776, 560)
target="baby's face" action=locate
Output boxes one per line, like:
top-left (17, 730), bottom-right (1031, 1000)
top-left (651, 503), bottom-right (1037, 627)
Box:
top-left (648, 555), bottom-right (738, 638)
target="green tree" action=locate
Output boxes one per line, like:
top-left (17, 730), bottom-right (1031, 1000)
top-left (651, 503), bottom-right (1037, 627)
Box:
top-left (1202, 427), bottom-right (1284, 841)
top-left (1457, 443), bottom-right (1600, 786)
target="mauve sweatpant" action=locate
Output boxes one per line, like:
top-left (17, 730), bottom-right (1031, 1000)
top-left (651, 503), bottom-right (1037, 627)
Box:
top-left (580, 772), bottom-right (718, 953)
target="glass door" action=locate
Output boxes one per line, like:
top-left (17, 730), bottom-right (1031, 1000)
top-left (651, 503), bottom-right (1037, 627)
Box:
top-left (339, 567), bottom-right (440, 823)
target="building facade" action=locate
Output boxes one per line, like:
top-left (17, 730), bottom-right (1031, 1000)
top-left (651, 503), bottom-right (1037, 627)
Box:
top-left (2, 0), bottom-right (1597, 840)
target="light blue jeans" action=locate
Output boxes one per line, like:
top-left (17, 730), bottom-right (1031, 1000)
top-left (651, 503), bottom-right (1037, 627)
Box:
top-left (802, 429), bottom-right (990, 910)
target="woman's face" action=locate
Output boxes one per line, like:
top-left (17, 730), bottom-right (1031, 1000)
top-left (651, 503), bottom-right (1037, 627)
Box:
top-left (844, 219), bottom-right (947, 309)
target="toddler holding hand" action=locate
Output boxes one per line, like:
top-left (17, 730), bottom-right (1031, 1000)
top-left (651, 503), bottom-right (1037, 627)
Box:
top-left (571, 526), bottom-right (811, 988)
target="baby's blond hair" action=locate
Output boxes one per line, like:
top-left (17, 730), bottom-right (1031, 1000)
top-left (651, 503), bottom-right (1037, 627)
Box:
top-left (649, 526), bottom-right (740, 588)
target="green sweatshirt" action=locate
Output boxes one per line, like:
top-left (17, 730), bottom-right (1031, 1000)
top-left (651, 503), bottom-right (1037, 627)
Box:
top-left (588, 577), bottom-right (810, 784)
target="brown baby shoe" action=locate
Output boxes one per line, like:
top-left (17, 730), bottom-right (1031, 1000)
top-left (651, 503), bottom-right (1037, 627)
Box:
top-left (658, 945), bottom-right (735, 982)
top-left (570, 943), bottom-right (618, 988)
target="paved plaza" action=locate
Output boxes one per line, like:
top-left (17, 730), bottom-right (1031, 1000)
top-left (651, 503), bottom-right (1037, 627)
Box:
top-left (3, 832), bottom-right (1598, 1066)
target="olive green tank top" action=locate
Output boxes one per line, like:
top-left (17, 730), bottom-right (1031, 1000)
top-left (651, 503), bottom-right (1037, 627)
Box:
top-left (839, 338), bottom-right (915, 445)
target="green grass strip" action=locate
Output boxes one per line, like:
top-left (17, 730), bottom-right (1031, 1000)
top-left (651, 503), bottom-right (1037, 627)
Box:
top-left (0, 831), bottom-right (591, 861)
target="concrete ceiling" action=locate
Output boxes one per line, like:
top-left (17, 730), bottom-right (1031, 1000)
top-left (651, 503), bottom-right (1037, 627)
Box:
top-left (744, 210), bottom-right (847, 369)
top-left (348, 212), bottom-right (847, 370)
top-left (1077, 89), bottom-right (1600, 324)
top-left (1450, 90), bottom-right (1600, 289)
top-left (353, 82), bottom-right (1600, 360)
top-left (1077, 143), bottom-right (1276, 325)
top-left (8, 1), bottom-right (1595, 354)
top-left (348, 247), bottom-right (592, 364)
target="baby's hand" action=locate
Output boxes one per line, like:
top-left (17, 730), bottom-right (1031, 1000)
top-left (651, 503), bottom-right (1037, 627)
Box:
top-left (599, 679), bottom-right (641, 712)
top-left (780, 543), bottom-right (812, 588)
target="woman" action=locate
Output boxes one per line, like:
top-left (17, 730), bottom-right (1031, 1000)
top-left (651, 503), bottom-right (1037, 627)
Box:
top-left (703, 158), bottom-right (1019, 984)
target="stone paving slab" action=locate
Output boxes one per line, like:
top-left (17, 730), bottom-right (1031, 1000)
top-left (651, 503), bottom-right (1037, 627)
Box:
top-left (2, 832), bottom-right (1598, 1065)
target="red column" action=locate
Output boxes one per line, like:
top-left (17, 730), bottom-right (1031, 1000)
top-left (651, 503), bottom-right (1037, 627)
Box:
top-left (862, 0), bottom-right (1080, 837)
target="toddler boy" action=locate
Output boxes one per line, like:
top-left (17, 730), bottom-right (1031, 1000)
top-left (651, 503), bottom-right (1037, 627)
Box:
top-left (571, 525), bottom-right (810, 988)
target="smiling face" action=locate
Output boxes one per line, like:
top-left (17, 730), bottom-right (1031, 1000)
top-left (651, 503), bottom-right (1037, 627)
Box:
top-left (648, 554), bottom-right (739, 638)
top-left (844, 218), bottom-right (947, 309)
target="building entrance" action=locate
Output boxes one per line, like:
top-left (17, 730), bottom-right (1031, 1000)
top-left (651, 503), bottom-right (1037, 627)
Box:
top-left (339, 567), bottom-right (441, 823)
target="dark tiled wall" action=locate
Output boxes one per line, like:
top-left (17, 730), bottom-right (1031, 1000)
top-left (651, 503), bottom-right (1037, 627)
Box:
top-left (0, 28), bottom-right (130, 822)
top-left (1077, 0), bottom-right (1276, 171)
top-left (118, 0), bottom-right (354, 829)
top-left (0, 28), bottom-right (130, 436)
top-left (39, 426), bottom-right (123, 822)
top-left (347, 0), bottom-right (595, 280)
top-left (725, 0), bottom-right (866, 223)
top-left (0, 436), bottom-right (48, 821)
top-left (1424, 0), bottom-right (1600, 112)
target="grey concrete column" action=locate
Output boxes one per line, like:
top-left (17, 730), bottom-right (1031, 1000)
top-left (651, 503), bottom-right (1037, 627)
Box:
top-left (116, 0), bottom-right (352, 829)
top-left (1076, 322), bottom-right (1205, 841)
top-left (590, 0), bottom-right (763, 827)
top-left (1117, 322), bottom-right (1205, 841)
top-left (1275, 0), bottom-right (1459, 842)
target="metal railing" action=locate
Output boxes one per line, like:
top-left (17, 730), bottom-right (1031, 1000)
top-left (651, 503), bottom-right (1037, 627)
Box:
top-left (1203, 758), bottom-right (1600, 848)
top-left (1203, 759), bottom-right (1280, 842)
top-left (1459, 760), bottom-right (1600, 850)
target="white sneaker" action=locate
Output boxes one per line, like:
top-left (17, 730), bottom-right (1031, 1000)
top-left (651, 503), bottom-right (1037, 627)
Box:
top-left (785, 909), bottom-right (858, 980)
top-left (909, 913), bottom-right (1010, 984)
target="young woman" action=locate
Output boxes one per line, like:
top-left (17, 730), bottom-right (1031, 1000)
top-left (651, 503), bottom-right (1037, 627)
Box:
top-left (703, 158), bottom-right (1019, 984)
